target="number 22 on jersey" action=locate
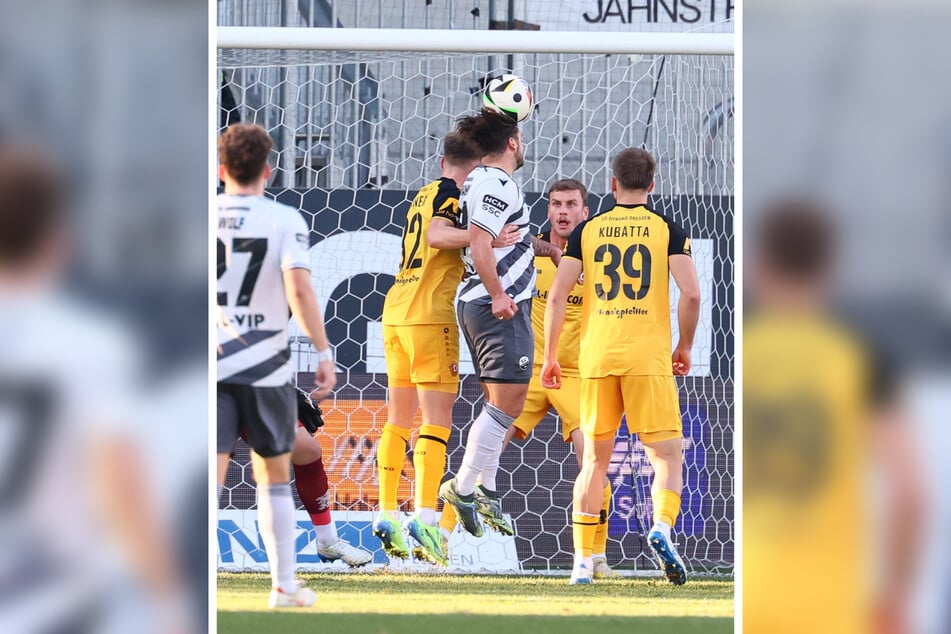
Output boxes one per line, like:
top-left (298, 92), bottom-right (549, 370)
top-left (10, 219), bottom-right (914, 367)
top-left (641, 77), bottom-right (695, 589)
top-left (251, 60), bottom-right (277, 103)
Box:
top-left (399, 211), bottom-right (423, 272)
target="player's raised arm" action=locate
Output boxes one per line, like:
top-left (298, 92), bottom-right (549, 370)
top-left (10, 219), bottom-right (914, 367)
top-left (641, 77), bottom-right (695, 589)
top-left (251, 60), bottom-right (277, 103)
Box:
top-left (542, 257), bottom-right (582, 389)
top-left (669, 253), bottom-right (700, 375)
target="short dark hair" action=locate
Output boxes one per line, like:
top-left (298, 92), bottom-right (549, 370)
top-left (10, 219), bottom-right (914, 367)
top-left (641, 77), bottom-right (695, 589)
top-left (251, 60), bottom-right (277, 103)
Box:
top-left (756, 197), bottom-right (835, 280)
top-left (548, 178), bottom-right (588, 204)
top-left (442, 131), bottom-right (481, 165)
top-left (0, 145), bottom-right (65, 267)
top-left (455, 108), bottom-right (519, 157)
top-left (218, 123), bottom-right (272, 185)
top-left (611, 148), bottom-right (655, 191)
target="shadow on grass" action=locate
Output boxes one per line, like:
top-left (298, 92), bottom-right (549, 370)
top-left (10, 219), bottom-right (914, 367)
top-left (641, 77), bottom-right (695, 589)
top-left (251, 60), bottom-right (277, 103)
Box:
top-left (218, 612), bottom-right (733, 634)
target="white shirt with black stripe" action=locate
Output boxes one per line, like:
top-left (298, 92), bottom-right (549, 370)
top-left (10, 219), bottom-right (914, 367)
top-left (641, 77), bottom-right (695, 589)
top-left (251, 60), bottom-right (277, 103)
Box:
top-left (458, 165), bottom-right (536, 305)
top-left (216, 193), bottom-right (310, 387)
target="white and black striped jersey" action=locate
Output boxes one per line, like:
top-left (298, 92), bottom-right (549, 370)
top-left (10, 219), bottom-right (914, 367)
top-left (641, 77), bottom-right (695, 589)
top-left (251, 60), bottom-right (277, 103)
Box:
top-left (457, 165), bottom-right (536, 304)
top-left (216, 193), bottom-right (310, 387)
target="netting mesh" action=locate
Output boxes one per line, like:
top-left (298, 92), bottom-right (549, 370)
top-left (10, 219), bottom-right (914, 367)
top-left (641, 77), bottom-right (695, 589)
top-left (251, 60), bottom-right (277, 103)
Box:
top-left (219, 47), bottom-right (733, 574)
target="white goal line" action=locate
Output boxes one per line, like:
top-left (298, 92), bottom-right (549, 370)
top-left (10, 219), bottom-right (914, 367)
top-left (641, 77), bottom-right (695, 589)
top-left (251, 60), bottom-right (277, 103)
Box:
top-left (217, 27), bottom-right (733, 56)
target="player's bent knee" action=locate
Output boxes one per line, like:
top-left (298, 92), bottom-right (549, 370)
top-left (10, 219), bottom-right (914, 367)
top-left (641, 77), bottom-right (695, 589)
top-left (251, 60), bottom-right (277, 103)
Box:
top-left (291, 426), bottom-right (322, 464)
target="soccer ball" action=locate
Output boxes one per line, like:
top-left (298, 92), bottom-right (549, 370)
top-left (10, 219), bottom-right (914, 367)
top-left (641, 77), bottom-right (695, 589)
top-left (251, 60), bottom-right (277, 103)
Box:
top-left (483, 74), bottom-right (534, 123)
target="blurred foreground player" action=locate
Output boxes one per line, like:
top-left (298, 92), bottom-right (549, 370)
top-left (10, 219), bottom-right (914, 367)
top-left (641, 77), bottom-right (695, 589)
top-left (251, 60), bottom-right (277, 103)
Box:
top-left (217, 123), bottom-right (337, 608)
top-left (0, 145), bottom-right (195, 632)
top-left (744, 200), bottom-right (923, 634)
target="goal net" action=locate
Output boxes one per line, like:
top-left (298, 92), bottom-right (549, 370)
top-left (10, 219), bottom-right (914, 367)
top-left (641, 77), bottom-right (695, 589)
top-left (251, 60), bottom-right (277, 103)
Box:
top-left (218, 30), bottom-right (733, 576)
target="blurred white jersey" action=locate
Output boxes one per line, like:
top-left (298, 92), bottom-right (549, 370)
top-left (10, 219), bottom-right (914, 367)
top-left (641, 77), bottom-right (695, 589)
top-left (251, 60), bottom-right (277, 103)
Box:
top-left (0, 290), bottom-right (142, 632)
top-left (216, 193), bottom-right (310, 387)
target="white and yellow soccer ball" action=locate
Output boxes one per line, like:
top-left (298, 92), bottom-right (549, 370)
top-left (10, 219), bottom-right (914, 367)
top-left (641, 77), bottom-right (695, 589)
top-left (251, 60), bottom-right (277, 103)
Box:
top-left (483, 74), bottom-right (534, 123)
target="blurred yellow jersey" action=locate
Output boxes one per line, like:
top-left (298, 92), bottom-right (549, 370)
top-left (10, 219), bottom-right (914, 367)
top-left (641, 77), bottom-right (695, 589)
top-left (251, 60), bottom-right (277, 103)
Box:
top-left (531, 231), bottom-right (583, 377)
top-left (744, 312), bottom-right (878, 634)
top-left (564, 204), bottom-right (691, 378)
top-left (382, 178), bottom-right (465, 325)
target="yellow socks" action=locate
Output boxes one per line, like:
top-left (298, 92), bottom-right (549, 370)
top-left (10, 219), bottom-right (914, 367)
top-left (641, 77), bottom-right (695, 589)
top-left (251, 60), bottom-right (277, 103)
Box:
top-left (572, 511), bottom-right (600, 558)
top-left (414, 424), bottom-right (452, 516)
top-left (592, 482), bottom-right (612, 555)
top-left (652, 488), bottom-right (682, 528)
top-left (377, 423), bottom-right (411, 512)
top-left (439, 502), bottom-right (457, 533)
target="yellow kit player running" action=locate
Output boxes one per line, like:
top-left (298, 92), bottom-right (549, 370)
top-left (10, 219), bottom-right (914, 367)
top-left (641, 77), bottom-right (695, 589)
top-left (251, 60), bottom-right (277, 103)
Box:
top-left (542, 148), bottom-right (700, 585)
top-left (375, 131), bottom-right (518, 565)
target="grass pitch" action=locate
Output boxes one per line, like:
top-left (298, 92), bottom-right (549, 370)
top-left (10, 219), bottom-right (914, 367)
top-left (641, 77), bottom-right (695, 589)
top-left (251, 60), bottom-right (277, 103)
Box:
top-left (217, 572), bottom-right (733, 633)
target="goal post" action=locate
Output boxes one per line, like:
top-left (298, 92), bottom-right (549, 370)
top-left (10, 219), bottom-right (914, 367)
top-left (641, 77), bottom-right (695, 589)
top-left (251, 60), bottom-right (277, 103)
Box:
top-left (218, 26), bottom-right (734, 55)
top-left (217, 27), bottom-right (734, 576)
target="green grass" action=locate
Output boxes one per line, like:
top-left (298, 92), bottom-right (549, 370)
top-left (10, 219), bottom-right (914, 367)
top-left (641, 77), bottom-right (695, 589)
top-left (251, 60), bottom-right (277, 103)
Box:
top-left (218, 572), bottom-right (733, 633)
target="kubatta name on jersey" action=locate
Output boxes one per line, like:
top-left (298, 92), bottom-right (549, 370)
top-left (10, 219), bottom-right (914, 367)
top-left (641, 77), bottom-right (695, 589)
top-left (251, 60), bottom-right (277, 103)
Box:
top-left (598, 225), bottom-right (650, 238)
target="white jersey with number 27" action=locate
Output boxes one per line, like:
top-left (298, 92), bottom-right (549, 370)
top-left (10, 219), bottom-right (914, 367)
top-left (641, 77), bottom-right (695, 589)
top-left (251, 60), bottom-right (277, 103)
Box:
top-left (216, 193), bottom-right (310, 386)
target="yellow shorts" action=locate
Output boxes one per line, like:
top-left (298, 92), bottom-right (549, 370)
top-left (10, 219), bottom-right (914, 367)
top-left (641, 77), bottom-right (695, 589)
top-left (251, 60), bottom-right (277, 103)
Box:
top-left (383, 323), bottom-right (459, 393)
top-left (512, 369), bottom-right (581, 442)
top-left (580, 375), bottom-right (683, 443)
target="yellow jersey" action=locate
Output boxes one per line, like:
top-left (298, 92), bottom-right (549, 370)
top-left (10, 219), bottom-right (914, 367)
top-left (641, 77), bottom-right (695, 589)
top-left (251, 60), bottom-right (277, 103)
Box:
top-left (382, 178), bottom-right (465, 326)
top-left (744, 312), bottom-right (880, 634)
top-left (563, 204), bottom-right (691, 378)
top-left (531, 231), bottom-right (583, 377)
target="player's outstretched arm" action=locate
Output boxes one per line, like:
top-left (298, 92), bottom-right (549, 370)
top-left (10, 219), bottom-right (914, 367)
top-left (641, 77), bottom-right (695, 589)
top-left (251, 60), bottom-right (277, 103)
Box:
top-left (284, 267), bottom-right (337, 400)
top-left (669, 254), bottom-right (700, 375)
top-left (428, 218), bottom-right (520, 249)
top-left (542, 257), bottom-right (583, 388)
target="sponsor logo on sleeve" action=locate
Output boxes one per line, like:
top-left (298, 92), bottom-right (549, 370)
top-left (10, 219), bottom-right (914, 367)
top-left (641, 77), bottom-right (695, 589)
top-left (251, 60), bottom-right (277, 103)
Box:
top-left (296, 233), bottom-right (309, 247)
top-left (438, 198), bottom-right (460, 219)
top-left (481, 194), bottom-right (509, 217)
